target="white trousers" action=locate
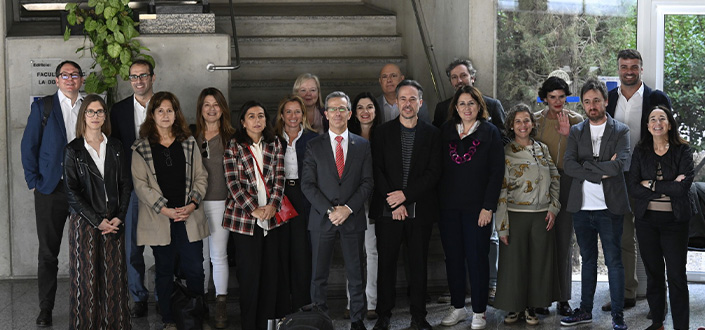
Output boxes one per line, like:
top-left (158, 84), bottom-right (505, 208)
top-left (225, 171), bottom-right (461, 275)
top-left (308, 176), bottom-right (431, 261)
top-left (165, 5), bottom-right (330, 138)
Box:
top-left (201, 200), bottom-right (230, 296)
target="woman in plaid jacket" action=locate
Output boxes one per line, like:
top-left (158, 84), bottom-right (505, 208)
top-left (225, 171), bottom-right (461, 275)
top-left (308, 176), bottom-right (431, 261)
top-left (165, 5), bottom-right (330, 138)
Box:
top-left (223, 100), bottom-right (288, 330)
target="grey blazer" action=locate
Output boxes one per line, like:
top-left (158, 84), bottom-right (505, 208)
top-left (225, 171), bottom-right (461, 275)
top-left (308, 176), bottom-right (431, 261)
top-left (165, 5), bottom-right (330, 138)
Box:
top-left (301, 132), bottom-right (374, 233)
top-left (563, 114), bottom-right (632, 215)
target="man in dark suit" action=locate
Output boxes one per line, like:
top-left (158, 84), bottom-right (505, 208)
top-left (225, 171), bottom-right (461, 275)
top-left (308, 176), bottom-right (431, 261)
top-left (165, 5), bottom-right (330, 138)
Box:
top-left (432, 58), bottom-right (506, 137)
top-left (109, 59), bottom-right (155, 318)
top-left (432, 58), bottom-right (505, 304)
top-left (561, 78), bottom-right (631, 330)
top-left (602, 49), bottom-right (672, 313)
top-left (21, 60), bottom-right (84, 327)
top-left (302, 91), bottom-right (374, 330)
top-left (376, 63), bottom-right (431, 123)
top-left (370, 80), bottom-right (440, 330)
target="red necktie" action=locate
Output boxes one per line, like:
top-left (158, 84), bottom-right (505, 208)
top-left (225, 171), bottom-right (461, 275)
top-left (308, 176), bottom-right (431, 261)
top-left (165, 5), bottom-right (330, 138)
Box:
top-left (335, 135), bottom-right (344, 178)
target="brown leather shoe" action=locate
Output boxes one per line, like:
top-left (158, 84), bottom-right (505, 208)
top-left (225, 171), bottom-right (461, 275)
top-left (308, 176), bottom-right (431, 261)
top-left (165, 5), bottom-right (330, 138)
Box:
top-left (601, 298), bottom-right (636, 311)
top-left (366, 310), bottom-right (378, 320)
top-left (214, 295), bottom-right (228, 329)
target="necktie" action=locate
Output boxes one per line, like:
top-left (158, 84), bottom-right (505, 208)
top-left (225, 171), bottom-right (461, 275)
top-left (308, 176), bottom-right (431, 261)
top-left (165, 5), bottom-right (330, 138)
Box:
top-left (335, 135), bottom-right (344, 178)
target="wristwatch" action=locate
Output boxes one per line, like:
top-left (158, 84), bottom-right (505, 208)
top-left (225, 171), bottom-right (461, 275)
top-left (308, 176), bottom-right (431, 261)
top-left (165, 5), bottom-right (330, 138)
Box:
top-left (326, 206), bottom-right (336, 215)
top-left (190, 200), bottom-right (200, 210)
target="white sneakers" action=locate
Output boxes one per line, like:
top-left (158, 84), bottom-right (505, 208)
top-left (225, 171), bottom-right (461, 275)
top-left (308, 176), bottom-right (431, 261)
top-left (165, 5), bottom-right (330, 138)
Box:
top-left (441, 307), bottom-right (468, 326)
top-left (441, 308), bottom-right (485, 329)
top-left (471, 312), bottom-right (486, 329)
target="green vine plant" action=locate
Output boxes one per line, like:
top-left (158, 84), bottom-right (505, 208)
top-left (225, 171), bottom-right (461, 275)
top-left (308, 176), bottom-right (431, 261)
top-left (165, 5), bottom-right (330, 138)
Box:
top-left (64, 0), bottom-right (153, 103)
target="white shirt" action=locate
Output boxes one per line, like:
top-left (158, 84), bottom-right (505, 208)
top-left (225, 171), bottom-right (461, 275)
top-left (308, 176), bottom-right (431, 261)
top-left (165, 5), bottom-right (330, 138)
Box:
top-left (582, 121), bottom-right (608, 210)
top-left (614, 83), bottom-right (644, 152)
top-left (84, 133), bottom-right (108, 202)
top-left (381, 96), bottom-right (399, 123)
top-left (58, 91), bottom-right (84, 142)
top-left (249, 139), bottom-right (271, 236)
top-left (283, 127), bottom-right (303, 179)
top-left (328, 129), bottom-right (349, 163)
top-left (133, 96), bottom-right (148, 137)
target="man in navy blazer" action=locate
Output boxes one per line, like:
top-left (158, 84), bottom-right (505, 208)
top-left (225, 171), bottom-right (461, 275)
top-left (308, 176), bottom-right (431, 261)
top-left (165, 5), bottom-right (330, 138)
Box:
top-left (302, 91), bottom-right (374, 330)
top-left (603, 49), bottom-right (672, 312)
top-left (370, 80), bottom-right (440, 330)
top-left (562, 78), bottom-right (631, 330)
top-left (21, 60), bottom-right (84, 327)
top-left (109, 59), bottom-right (156, 318)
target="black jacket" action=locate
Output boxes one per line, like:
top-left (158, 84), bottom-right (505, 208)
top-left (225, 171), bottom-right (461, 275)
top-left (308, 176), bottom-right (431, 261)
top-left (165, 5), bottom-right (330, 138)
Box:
top-left (628, 143), bottom-right (697, 222)
top-left (63, 137), bottom-right (132, 228)
top-left (606, 83), bottom-right (671, 142)
top-left (370, 119), bottom-right (441, 222)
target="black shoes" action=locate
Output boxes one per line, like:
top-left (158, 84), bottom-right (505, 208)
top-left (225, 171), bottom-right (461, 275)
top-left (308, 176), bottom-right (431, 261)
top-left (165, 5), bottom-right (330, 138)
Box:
top-left (372, 316), bottom-right (391, 330)
top-left (558, 301), bottom-right (573, 316)
top-left (130, 301), bottom-right (148, 318)
top-left (602, 298), bottom-right (636, 311)
top-left (534, 307), bottom-right (550, 315)
top-left (36, 309), bottom-right (52, 327)
top-left (351, 320), bottom-right (367, 330)
top-left (410, 317), bottom-right (432, 330)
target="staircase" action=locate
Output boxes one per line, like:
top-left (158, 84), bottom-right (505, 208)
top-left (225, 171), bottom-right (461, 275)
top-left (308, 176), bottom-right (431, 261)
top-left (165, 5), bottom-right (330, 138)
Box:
top-left (210, 1), bottom-right (406, 114)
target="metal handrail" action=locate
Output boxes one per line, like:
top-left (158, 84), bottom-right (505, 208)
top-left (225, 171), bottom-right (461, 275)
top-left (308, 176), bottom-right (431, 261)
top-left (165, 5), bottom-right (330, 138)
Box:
top-left (410, 0), bottom-right (444, 101)
top-left (207, 0), bottom-right (240, 71)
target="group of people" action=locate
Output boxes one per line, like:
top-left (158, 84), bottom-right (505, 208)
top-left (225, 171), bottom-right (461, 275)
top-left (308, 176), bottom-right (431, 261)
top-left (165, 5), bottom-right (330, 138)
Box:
top-left (19, 48), bottom-right (695, 330)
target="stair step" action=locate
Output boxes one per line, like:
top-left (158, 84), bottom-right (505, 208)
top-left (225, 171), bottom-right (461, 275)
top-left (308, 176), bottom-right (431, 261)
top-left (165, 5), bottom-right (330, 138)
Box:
top-left (229, 79), bottom-right (381, 111)
top-left (215, 14), bottom-right (396, 37)
top-left (231, 57), bottom-right (405, 80)
top-left (237, 36), bottom-right (402, 58)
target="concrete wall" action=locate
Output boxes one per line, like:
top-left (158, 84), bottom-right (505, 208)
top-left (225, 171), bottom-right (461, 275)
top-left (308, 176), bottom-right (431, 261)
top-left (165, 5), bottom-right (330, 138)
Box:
top-left (364, 0), bottom-right (498, 107)
top-left (3, 34), bottom-right (230, 278)
top-left (1, 0), bottom-right (11, 278)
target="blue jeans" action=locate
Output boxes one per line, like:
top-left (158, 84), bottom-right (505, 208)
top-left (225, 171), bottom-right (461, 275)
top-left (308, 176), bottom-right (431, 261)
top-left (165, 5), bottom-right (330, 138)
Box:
top-left (125, 191), bottom-right (150, 302)
top-left (573, 209), bottom-right (625, 319)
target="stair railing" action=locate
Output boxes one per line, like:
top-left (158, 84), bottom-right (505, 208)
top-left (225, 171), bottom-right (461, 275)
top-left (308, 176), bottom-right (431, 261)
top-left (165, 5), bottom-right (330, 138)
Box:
top-left (206, 0), bottom-right (241, 71)
top-left (410, 0), bottom-right (445, 101)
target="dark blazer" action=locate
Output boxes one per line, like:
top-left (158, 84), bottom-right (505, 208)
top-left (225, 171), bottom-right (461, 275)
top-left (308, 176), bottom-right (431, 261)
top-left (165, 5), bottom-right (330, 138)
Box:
top-left (433, 95), bottom-right (507, 138)
top-left (63, 137), bottom-right (132, 227)
top-left (21, 92), bottom-right (69, 194)
top-left (370, 119), bottom-right (441, 222)
top-left (301, 132), bottom-right (374, 233)
top-left (606, 83), bottom-right (671, 142)
top-left (110, 95), bottom-right (139, 168)
top-left (438, 119), bottom-right (505, 212)
top-left (628, 143), bottom-right (697, 222)
top-left (287, 129), bottom-right (319, 180)
top-left (563, 114), bottom-right (632, 215)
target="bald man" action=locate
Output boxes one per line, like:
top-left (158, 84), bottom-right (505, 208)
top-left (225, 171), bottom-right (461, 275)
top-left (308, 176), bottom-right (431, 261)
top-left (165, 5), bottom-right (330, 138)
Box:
top-left (376, 64), bottom-right (431, 123)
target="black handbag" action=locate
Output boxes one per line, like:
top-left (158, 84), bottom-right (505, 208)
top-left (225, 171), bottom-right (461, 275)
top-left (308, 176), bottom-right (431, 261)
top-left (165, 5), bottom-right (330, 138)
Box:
top-left (277, 304), bottom-right (334, 330)
top-left (171, 280), bottom-right (205, 330)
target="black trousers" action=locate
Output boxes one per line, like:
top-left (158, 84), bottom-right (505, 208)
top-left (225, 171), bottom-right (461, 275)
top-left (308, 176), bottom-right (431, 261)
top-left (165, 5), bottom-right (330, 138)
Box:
top-left (233, 225), bottom-right (290, 330)
top-left (635, 210), bottom-right (690, 329)
top-left (375, 216), bottom-right (432, 319)
top-left (34, 183), bottom-right (70, 311)
top-left (285, 181), bottom-right (312, 311)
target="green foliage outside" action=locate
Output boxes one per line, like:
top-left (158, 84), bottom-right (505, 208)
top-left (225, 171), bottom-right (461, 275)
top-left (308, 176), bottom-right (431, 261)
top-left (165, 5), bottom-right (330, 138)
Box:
top-left (64, 0), bottom-right (153, 104)
top-left (663, 14), bottom-right (705, 155)
top-left (496, 0), bottom-right (636, 114)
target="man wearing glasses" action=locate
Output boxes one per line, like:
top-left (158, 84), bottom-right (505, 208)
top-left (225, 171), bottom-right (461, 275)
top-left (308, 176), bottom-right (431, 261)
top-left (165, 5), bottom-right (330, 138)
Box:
top-left (21, 60), bottom-right (85, 327)
top-left (110, 59), bottom-right (156, 318)
top-left (302, 91), bottom-right (374, 330)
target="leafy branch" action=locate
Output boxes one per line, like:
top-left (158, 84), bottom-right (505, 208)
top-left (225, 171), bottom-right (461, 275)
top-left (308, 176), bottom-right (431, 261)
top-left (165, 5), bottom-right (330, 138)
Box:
top-left (64, 0), bottom-right (153, 99)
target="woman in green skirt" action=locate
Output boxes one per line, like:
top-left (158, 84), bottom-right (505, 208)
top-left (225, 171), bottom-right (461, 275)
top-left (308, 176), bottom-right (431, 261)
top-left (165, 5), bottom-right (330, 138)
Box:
top-left (494, 103), bottom-right (561, 326)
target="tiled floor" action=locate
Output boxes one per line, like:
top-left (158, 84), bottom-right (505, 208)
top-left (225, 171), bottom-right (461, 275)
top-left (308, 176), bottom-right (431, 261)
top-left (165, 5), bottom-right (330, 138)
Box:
top-left (1, 279), bottom-right (704, 329)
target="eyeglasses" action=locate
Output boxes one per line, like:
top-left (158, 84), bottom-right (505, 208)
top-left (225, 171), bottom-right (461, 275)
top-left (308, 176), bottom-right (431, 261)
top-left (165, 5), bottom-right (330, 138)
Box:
top-left (85, 110), bottom-right (106, 117)
top-left (128, 73), bottom-right (152, 81)
top-left (59, 72), bottom-right (81, 80)
top-left (162, 148), bottom-right (173, 167)
top-left (326, 107), bottom-right (349, 112)
top-left (201, 140), bottom-right (209, 159)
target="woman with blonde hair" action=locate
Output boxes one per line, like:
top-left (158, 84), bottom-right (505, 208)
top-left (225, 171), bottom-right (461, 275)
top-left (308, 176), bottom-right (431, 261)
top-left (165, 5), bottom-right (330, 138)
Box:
top-left (293, 73), bottom-right (327, 133)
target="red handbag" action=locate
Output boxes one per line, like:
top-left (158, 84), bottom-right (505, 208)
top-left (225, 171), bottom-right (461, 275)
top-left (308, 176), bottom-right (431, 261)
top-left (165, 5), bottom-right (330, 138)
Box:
top-left (248, 145), bottom-right (298, 224)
